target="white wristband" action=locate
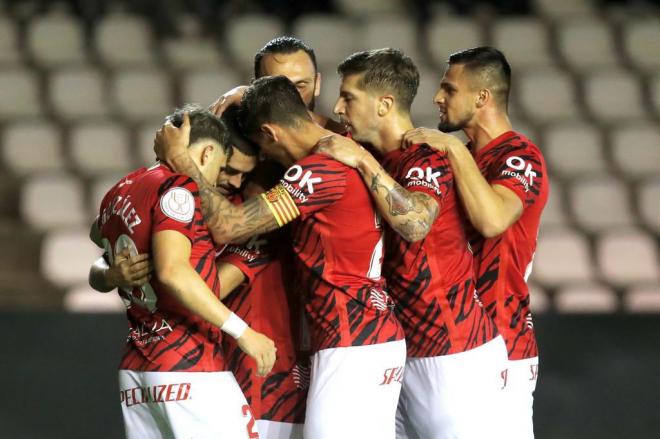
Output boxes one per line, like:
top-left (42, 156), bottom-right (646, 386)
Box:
top-left (221, 312), bottom-right (248, 339)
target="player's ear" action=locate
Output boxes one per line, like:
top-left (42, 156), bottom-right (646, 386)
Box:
top-left (377, 95), bottom-right (394, 116)
top-left (201, 144), bottom-right (213, 165)
top-left (314, 72), bottom-right (321, 98)
top-left (260, 123), bottom-right (278, 143)
top-left (476, 89), bottom-right (489, 108)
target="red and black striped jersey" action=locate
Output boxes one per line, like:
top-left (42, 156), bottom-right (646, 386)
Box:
top-left (98, 163), bottom-right (225, 372)
top-left (218, 232), bottom-right (309, 423)
top-left (468, 131), bottom-right (549, 360)
top-left (271, 153), bottom-right (404, 353)
top-left (382, 144), bottom-right (498, 358)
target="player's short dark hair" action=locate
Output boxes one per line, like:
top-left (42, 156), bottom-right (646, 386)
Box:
top-left (221, 104), bottom-right (259, 157)
top-left (237, 76), bottom-right (313, 138)
top-left (166, 104), bottom-right (231, 154)
top-left (253, 36), bottom-right (318, 79)
top-left (337, 48), bottom-right (420, 113)
top-left (448, 46), bottom-right (511, 108)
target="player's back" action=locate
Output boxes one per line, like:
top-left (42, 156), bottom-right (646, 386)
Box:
top-left (276, 153), bottom-right (404, 353)
top-left (469, 130), bottom-right (549, 360)
top-left (98, 163), bottom-right (224, 372)
top-left (381, 144), bottom-right (497, 357)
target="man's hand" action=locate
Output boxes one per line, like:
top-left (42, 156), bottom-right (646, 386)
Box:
top-left (402, 127), bottom-right (464, 153)
top-left (107, 249), bottom-right (152, 290)
top-left (154, 111), bottom-right (191, 169)
top-left (314, 134), bottom-right (369, 169)
top-left (208, 86), bottom-right (248, 116)
top-left (237, 327), bottom-right (277, 376)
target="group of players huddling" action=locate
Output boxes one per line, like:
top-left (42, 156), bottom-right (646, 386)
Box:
top-left (89, 36), bottom-right (548, 439)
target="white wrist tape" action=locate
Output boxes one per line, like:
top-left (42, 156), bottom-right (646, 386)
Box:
top-left (221, 312), bottom-right (248, 339)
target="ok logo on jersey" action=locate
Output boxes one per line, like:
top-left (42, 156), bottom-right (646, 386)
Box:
top-left (284, 165), bottom-right (322, 194)
top-left (405, 167), bottom-right (442, 187)
top-left (505, 156), bottom-right (537, 186)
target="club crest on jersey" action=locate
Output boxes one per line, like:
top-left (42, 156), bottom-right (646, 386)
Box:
top-left (502, 156), bottom-right (537, 192)
top-left (405, 167), bottom-right (442, 195)
top-left (160, 187), bottom-right (195, 223)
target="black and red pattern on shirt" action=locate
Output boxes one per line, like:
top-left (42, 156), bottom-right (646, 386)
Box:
top-left (468, 131), bottom-right (549, 360)
top-left (281, 153), bottom-right (404, 353)
top-left (382, 144), bottom-right (498, 358)
top-left (218, 230), bottom-right (309, 424)
top-left (98, 164), bottom-right (225, 372)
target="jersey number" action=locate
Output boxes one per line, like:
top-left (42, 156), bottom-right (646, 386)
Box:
top-left (103, 234), bottom-right (158, 313)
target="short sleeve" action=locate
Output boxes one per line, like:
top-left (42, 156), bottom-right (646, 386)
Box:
top-left (399, 145), bottom-right (452, 209)
top-left (152, 175), bottom-right (200, 242)
top-left (217, 235), bottom-right (273, 284)
top-left (489, 144), bottom-right (545, 208)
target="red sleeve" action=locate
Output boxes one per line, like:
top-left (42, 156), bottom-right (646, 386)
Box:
top-left (152, 175), bottom-right (200, 242)
top-left (488, 142), bottom-right (545, 209)
top-left (398, 145), bottom-right (452, 210)
top-left (216, 235), bottom-right (273, 284)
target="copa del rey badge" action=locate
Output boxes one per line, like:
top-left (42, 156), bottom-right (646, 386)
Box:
top-left (160, 187), bottom-right (195, 223)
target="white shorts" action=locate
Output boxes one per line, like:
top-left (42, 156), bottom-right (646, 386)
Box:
top-left (396, 336), bottom-right (509, 439)
top-left (118, 369), bottom-right (258, 439)
top-left (256, 420), bottom-right (303, 439)
top-left (304, 339), bottom-right (407, 439)
top-left (502, 356), bottom-right (538, 439)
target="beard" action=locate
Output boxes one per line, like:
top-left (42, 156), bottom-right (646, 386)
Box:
top-left (306, 90), bottom-right (316, 112)
top-left (437, 111), bottom-right (472, 133)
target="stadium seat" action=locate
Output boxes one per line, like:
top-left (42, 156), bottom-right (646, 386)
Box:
top-left (41, 229), bottom-right (103, 288)
top-left (427, 17), bottom-right (484, 67)
top-left (555, 283), bottom-right (618, 313)
top-left (532, 227), bottom-right (594, 287)
top-left (112, 69), bottom-right (172, 121)
top-left (622, 19), bottom-right (660, 72)
top-left (135, 120), bottom-right (162, 167)
top-left (638, 178), bottom-right (660, 234)
top-left (624, 284), bottom-right (660, 313)
top-left (650, 71), bottom-right (660, 118)
top-left (583, 70), bottom-right (645, 123)
top-left (26, 11), bottom-right (86, 67)
top-left (293, 14), bottom-right (358, 71)
top-left (517, 68), bottom-right (580, 124)
top-left (490, 18), bottom-right (554, 69)
top-left (21, 173), bottom-right (86, 231)
top-left (64, 283), bottom-right (126, 313)
top-left (95, 13), bottom-right (155, 67)
top-left (540, 179), bottom-right (568, 228)
top-left (335, 0), bottom-right (403, 17)
top-left (557, 19), bottom-right (618, 72)
top-left (49, 67), bottom-right (109, 120)
top-left (0, 68), bottom-right (43, 119)
top-left (317, 69), bottom-right (342, 119)
top-left (611, 123), bottom-right (660, 179)
top-left (569, 175), bottom-right (634, 233)
top-left (363, 15), bottom-right (423, 66)
top-left (597, 228), bottom-right (660, 287)
top-left (528, 282), bottom-right (551, 313)
top-left (543, 123), bottom-right (608, 178)
top-left (0, 17), bottom-right (23, 64)
top-left (2, 121), bottom-right (64, 175)
top-left (69, 122), bottom-right (131, 176)
top-left (533, 0), bottom-right (593, 19)
top-left (162, 37), bottom-right (224, 72)
top-left (411, 68), bottom-right (442, 123)
top-left (179, 70), bottom-right (241, 108)
top-left (225, 15), bottom-right (285, 74)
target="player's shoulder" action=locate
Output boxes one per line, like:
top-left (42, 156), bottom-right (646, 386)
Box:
top-left (296, 152), bottom-right (350, 172)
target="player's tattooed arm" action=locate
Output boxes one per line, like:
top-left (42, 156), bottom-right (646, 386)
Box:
top-left (366, 164), bottom-right (440, 242)
top-left (315, 134), bottom-right (439, 242)
top-left (154, 112), bottom-right (280, 244)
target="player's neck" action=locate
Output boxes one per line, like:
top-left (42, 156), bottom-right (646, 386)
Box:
top-left (373, 115), bottom-right (415, 155)
top-left (292, 122), bottom-right (333, 158)
top-left (464, 111), bottom-right (512, 153)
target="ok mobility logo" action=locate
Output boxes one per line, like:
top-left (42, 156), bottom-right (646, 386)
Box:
top-left (405, 167), bottom-right (442, 196)
top-left (281, 165), bottom-right (322, 203)
top-left (501, 156), bottom-right (537, 193)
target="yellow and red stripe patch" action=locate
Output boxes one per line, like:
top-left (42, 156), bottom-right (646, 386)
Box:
top-left (261, 184), bottom-right (300, 226)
